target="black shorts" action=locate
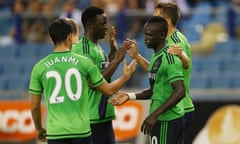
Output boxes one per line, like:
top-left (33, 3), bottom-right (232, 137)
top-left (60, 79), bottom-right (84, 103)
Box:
top-left (150, 117), bottom-right (184, 144)
top-left (90, 121), bottom-right (115, 144)
top-left (181, 111), bottom-right (195, 144)
top-left (183, 111), bottom-right (194, 132)
top-left (47, 136), bottom-right (91, 144)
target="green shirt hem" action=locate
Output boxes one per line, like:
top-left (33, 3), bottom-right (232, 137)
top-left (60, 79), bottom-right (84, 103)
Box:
top-left (90, 116), bottom-right (115, 124)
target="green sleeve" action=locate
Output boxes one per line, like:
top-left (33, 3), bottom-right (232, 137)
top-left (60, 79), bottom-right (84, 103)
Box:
top-left (166, 55), bottom-right (184, 83)
top-left (29, 64), bottom-right (43, 96)
top-left (86, 59), bottom-right (105, 88)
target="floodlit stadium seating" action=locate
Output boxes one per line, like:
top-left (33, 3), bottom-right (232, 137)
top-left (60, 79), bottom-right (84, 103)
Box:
top-left (190, 40), bottom-right (240, 89)
top-left (0, 44), bottom-right (17, 60)
top-left (17, 43), bottom-right (39, 58)
top-left (5, 76), bottom-right (28, 90)
top-left (2, 59), bottom-right (23, 76)
top-left (0, 77), bottom-right (7, 89)
top-left (190, 73), bottom-right (210, 89)
top-left (208, 74), bottom-right (233, 88)
top-left (38, 42), bottom-right (53, 58)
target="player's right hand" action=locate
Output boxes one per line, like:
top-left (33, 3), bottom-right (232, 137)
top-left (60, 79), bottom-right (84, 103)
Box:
top-left (123, 59), bottom-right (137, 80)
top-left (167, 44), bottom-right (182, 56)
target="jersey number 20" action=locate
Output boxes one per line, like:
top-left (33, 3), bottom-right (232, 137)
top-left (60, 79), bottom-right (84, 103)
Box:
top-left (46, 68), bottom-right (82, 104)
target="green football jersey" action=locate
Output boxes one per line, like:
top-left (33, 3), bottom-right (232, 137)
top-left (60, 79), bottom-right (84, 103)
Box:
top-left (166, 30), bottom-right (195, 113)
top-left (72, 36), bottom-right (115, 123)
top-left (29, 51), bottom-right (104, 139)
top-left (148, 46), bottom-right (185, 121)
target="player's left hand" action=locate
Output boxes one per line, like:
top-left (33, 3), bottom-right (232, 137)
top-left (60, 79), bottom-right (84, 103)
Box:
top-left (108, 91), bottom-right (129, 105)
top-left (141, 114), bottom-right (157, 135)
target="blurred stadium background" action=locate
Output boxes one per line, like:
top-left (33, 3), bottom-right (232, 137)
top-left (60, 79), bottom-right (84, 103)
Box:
top-left (0, 0), bottom-right (240, 144)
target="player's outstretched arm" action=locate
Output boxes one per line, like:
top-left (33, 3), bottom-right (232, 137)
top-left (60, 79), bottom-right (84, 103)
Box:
top-left (167, 45), bottom-right (189, 69)
top-left (127, 40), bottom-right (149, 71)
top-left (97, 59), bottom-right (137, 96)
top-left (109, 88), bottom-right (153, 106)
top-left (108, 26), bottom-right (118, 62)
top-left (31, 95), bottom-right (47, 142)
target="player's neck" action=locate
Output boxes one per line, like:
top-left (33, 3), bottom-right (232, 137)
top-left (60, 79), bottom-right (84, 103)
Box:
top-left (54, 43), bottom-right (71, 52)
top-left (154, 41), bottom-right (166, 53)
top-left (84, 33), bottom-right (98, 44)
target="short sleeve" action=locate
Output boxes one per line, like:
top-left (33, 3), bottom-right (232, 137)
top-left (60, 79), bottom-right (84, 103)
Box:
top-left (29, 64), bottom-right (43, 96)
top-left (87, 59), bottom-right (105, 88)
top-left (166, 55), bottom-right (184, 83)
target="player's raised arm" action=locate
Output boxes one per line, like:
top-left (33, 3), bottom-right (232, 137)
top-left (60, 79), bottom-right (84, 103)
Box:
top-left (127, 40), bottom-right (149, 71)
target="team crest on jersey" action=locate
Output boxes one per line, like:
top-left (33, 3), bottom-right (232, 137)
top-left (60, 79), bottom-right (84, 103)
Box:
top-left (148, 73), bottom-right (156, 81)
top-left (149, 55), bottom-right (163, 88)
top-left (100, 61), bottom-right (109, 70)
top-left (148, 72), bottom-right (156, 88)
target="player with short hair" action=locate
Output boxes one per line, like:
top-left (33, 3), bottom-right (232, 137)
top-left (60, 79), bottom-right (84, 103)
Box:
top-left (125, 2), bottom-right (194, 143)
top-left (29, 18), bottom-right (136, 144)
top-left (72, 6), bottom-right (131, 144)
top-left (109, 16), bottom-right (186, 144)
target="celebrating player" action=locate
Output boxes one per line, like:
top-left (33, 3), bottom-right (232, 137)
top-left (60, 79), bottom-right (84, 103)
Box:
top-left (29, 18), bottom-right (136, 144)
top-left (72, 6), bottom-right (132, 144)
top-left (109, 16), bottom-right (186, 144)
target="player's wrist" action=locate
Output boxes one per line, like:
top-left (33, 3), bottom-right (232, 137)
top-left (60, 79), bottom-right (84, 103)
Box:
top-left (136, 53), bottom-right (144, 61)
top-left (132, 53), bottom-right (139, 59)
top-left (127, 92), bottom-right (136, 100)
top-left (110, 45), bottom-right (117, 51)
top-left (122, 74), bottom-right (130, 81)
top-left (180, 51), bottom-right (184, 58)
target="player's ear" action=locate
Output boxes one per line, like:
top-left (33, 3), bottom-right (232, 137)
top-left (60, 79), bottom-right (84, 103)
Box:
top-left (86, 22), bottom-right (94, 30)
top-left (67, 33), bottom-right (73, 43)
top-left (159, 32), bottom-right (166, 40)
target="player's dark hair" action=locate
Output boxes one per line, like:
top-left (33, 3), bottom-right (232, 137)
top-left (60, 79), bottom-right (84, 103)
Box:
top-left (65, 18), bottom-right (79, 35)
top-left (48, 19), bottom-right (72, 45)
top-left (155, 2), bottom-right (180, 27)
top-left (81, 6), bottom-right (104, 28)
top-left (146, 16), bottom-right (168, 37)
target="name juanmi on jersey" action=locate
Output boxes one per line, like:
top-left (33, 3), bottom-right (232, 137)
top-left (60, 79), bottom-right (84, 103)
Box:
top-left (45, 56), bottom-right (79, 68)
